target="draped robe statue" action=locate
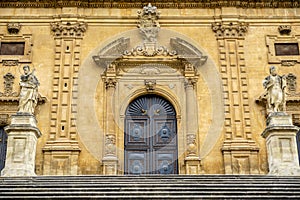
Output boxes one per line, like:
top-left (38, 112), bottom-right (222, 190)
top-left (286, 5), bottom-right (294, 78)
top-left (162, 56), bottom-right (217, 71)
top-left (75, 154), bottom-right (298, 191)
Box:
top-left (18, 65), bottom-right (39, 114)
top-left (263, 66), bottom-right (286, 114)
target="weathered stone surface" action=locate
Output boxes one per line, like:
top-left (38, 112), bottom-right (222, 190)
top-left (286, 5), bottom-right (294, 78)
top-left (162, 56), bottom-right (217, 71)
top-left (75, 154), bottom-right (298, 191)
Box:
top-left (262, 113), bottom-right (300, 176)
top-left (1, 113), bottom-right (41, 176)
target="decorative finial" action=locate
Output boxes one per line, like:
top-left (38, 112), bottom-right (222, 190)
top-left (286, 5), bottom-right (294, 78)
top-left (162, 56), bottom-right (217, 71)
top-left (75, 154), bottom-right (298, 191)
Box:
top-left (137, 3), bottom-right (160, 42)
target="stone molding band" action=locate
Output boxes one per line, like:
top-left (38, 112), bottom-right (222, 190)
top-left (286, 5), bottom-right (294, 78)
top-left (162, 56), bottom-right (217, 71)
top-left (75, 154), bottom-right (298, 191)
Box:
top-left (0, 1), bottom-right (299, 8)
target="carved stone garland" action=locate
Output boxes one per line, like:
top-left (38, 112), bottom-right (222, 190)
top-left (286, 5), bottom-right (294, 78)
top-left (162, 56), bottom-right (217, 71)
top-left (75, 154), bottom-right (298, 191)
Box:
top-left (212, 21), bottom-right (260, 174)
top-left (42, 19), bottom-right (87, 175)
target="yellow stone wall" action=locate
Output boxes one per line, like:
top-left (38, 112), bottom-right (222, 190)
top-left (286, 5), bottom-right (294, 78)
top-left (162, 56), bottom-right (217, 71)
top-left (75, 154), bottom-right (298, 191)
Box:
top-left (0, 5), bottom-right (299, 175)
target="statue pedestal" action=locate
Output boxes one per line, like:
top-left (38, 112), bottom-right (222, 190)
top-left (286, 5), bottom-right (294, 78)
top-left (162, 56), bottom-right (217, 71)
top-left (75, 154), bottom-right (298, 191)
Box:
top-left (1, 113), bottom-right (41, 176)
top-left (262, 112), bottom-right (300, 176)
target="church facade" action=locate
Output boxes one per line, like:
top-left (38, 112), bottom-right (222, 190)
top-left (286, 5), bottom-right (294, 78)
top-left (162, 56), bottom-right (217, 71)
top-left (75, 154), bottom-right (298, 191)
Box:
top-left (0, 0), bottom-right (300, 176)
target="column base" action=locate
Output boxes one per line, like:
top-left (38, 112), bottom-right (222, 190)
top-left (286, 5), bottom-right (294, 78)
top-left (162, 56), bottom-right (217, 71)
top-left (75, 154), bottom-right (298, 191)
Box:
top-left (102, 156), bottom-right (118, 175)
top-left (184, 156), bottom-right (201, 174)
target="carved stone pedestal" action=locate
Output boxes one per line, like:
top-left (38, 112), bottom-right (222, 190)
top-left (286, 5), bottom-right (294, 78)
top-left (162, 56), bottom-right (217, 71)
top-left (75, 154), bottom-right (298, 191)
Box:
top-left (102, 156), bottom-right (118, 175)
top-left (1, 113), bottom-right (41, 176)
top-left (262, 112), bottom-right (300, 176)
top-left (184, 156), bottom-right (201, 175)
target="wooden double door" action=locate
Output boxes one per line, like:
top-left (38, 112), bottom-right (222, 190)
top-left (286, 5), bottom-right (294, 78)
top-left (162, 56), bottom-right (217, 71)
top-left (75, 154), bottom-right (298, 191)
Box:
top-left (124, 95), bottom-right (178, 175)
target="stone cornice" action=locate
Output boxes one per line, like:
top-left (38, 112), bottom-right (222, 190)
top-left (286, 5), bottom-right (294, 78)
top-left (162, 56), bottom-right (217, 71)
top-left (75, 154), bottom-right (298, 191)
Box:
top-left (0, 1), bottom-right (299, 9)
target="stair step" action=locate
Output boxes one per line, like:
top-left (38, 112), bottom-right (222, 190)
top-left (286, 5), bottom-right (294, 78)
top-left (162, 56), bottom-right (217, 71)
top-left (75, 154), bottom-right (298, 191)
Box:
top-left (0, 175), bottom-right (299, 199)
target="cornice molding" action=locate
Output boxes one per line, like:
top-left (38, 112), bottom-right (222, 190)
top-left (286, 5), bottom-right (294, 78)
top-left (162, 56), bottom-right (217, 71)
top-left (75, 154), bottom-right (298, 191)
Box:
top-left (0, 1), bottom-right (299, 9)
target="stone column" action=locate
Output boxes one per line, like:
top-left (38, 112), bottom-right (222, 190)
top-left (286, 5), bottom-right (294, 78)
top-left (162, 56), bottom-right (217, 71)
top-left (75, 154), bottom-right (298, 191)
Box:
top-left (184, 78), bottom-right (201, 174)
top-left (102, 78), bottom-right (118, 175)
top-left (43, 18), bottom-right (85, 175)
top-left (1, 113), bottom-right (41, 176)
top-left (262, 112), bottom-right (300, 176)
top-left (212, 21), bottom-right (260, 174)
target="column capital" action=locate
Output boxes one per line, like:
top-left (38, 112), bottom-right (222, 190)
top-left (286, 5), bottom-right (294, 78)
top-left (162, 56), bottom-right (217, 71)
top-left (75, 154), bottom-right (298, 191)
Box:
top-left (185, 78), bottom-right (197, 89)
top-left (51, 21), bottom-right (87, 38)
top-left (105, 78), bottom-right (117, 89)
top-left (212, 22), bottom-right (248, 39)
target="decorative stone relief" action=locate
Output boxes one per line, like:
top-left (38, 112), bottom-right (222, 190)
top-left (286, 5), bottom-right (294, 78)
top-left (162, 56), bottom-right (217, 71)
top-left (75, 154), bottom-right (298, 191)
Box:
top-left (105, 78), bottom-right (117, 89)
top-left (278, 25), bottom-right (291, 35)
top-left (51, 21), bottom-right (87, 37)
top-left (186, 134), bottom-right (197, 156)
top-left (2, 60), bottom-right (19, 66)
top-left (137, 3), bottom-right (160, 43)
top-left (105, 135), bottom-right (116, 156)
top-left (212, 22), bottom-right (248, 38)
top-left (7, 23), bottom-right (21, 34)
top-left (286, 73), bottom-right (297, 93)
top-left (123, 3), bottom-right (176, 57)
top-left (144, 80), bottom-right (156, 92)
top-left (0, 73), bottom-right (17, 97)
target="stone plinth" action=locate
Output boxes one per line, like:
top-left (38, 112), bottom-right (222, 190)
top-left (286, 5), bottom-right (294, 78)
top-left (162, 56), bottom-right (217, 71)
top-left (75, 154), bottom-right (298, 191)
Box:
top-left (262, 112), bottom-right (300, 176)
top-left (184, 156), bottom-right (201, 175)
top-left (102, 156), bottom-right (118, 175)
top-left (1, 113), bottom-right (41, 176)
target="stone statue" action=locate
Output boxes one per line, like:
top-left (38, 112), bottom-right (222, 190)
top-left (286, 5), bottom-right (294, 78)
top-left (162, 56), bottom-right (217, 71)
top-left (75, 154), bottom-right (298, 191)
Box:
top-left (18, 65), bottom-right (39, 114)
top-left (263, 66), bottom-right (286, 114)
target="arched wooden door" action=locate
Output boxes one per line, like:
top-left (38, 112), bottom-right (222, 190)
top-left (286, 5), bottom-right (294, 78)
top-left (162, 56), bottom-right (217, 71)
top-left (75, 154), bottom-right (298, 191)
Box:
top-left (124, 95), bottom-right (178, 175)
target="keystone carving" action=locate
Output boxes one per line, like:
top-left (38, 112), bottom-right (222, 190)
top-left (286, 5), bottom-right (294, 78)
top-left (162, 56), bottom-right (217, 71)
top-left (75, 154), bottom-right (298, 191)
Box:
top-left (144, 80), bottom-right (156, 92)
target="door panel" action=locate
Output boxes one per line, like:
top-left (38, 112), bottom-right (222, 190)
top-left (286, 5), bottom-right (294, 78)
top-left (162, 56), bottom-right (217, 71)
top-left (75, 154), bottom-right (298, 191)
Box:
top-left (154, 119), bottom-right (176, 147)
top-left (155, 152), bottom-right (177, 174)
top-left (125, 119), bottom-right (149, 147)
top-left (126, 151), bottom-right (148, 175)
top-left (0, 127), bottom-right (7, 172)
top-left (125, 95), bottom-right (178, 175)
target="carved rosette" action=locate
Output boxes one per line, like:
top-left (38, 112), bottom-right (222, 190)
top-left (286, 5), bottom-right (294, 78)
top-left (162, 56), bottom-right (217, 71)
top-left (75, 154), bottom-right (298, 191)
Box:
top-left (51, 21), bottom-right (87, 37)
top-left (212, 22), bottom-right (248, 38)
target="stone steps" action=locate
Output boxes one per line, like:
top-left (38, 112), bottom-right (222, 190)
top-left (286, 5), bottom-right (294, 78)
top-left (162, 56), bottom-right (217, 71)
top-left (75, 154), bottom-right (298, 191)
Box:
top-left (0, 175), bottom-right (299, 199)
